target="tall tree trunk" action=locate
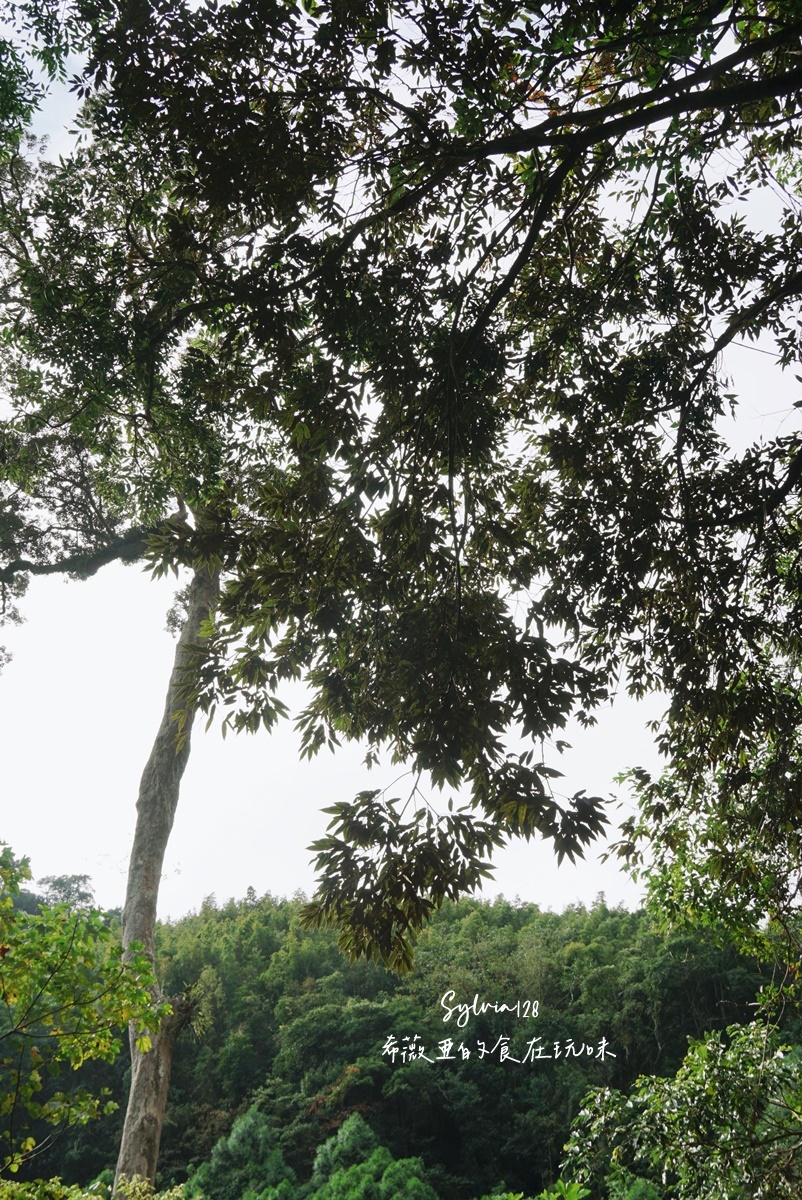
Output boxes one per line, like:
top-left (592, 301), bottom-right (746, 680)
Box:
top-left (114, 565), bottom-right (220, 1190)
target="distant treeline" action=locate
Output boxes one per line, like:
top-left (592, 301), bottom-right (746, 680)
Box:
top-left (22, 892), bottom-right (773, 1198)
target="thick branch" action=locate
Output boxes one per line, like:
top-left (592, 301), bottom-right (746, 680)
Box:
top-left (318, 51), bottom-right (802, 272)
top-left (460, 149), bottom-right (581, 348)
top-left (0, 527), bottom-right (153, 585)
top-left (455, 59), bottom-right (802, 160)
top-left (722, 449), bottom-right (802, 530)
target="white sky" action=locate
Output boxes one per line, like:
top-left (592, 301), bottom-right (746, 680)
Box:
top-left (0, 563), bottom-right (664, 917)
top-left (3, 68), bottom-right (798, 923)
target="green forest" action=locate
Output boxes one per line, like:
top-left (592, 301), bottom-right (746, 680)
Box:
top-left (4, 0), bottom-right (802, 1195)
top-left (4, 873), bottom-right (794, 1200)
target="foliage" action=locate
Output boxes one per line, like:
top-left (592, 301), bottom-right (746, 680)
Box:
top-left (86, 0), bottom-right (802, 964)
top-left (305, 1114), bottom-right (439, 1200)
top-left (4, 0), bottom-right (802, 972)
top-left (0, 1180), bottom-right (184, 1200)
top-left (35, 878), bottom-right (95, 912)
top-left (20, 891), bottom-right (769, 1198)
top-left (563, 1021), bottom-right (802, 1199)
top-left (604, 1177), bottom-right (663, 1200)
top-left (157, 896), bottom-right (770, 1198)
top-left (184, 1108), bottom-right (438, 1200)
top-left (536, 1185), bottom-right (590, 1200)
top-left (0, 1182), bottom-right (103, 1200)
top-left (184, 1107), bottom-right (295, 1200)
top-left (0, 847), bottom-right (164, 1175)
top-left (7, 0), bottom-right (802, 1187)
top-left (615, 756), bottom-right (802, 987)
top-left (0, 0), bottom-right (82, 155)
top-left (308, 1114), bottom-right (381, 1187)
top-left (115, 1183), bottom-right (184, 1200)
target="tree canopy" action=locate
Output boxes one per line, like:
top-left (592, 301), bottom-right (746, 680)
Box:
top-left (3, 0), bottom-right (802, 966)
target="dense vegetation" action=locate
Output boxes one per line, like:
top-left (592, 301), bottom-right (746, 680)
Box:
top-left (0, 855), bottom-right (159, 1175)
top-left (4, 0), bottom-right (802, 1188)
top-left (11, 888), bottom-right (778, 1199)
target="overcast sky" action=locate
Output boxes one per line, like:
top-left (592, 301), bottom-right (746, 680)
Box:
top-left (0, 562), bottom-right (666, 918)
top-left (3, 70), bottom-right (797, 923)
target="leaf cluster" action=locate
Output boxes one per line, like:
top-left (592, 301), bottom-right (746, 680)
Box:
top-left (0, 846), bottom-right (164, 1175)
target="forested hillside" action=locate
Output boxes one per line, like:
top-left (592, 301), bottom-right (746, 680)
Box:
top-left (16, 891), bottom-right (772, 1199)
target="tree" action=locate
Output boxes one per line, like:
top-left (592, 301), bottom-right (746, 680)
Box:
top-left (563, 1021), bottom-right (802, 1199)
top-left (304, 1113), bottom-right (439, 1200)
top-left (0, 132), bottom-right (294, 1185)
top-left (37, 876), bottom-right (95, 911)
top-left (0, 845), bottom-right (159, 1176)
top-left (134, 893), bottom-right (762, 1198)
top-left (71, 0), bottom-right (802, 961)
top-left (5, 0), bottom-right (802, 1185)
top-left (114, 564), bottom-right (221, 1185)
top-left (184, 1105), bottom-right (296, 1200)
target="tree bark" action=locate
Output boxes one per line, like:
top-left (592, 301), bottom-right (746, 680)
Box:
top-left (114, 565), bottom-right (220, 1191)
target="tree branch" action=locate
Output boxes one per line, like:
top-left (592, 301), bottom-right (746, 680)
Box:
top-left (722, 449), bottom-right (802, 530)
top-left (0, 526), bottom-right (153, 584)
top-left (454, 62), bottom-right (802, 160)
